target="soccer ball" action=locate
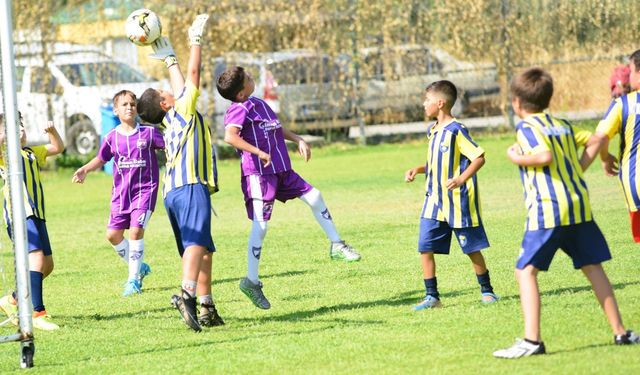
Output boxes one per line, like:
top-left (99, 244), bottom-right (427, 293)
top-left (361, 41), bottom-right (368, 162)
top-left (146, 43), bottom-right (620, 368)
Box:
top-left (125, 9), bottom-right (162, 46)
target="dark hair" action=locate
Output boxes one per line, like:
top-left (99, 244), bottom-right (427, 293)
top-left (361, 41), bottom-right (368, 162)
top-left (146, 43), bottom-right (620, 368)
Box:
top-left (510, 67), bottom-right (553, 112)
top-left (0, 111), bottom-right (23, 125)
top-left (630, 49), bottom-right (640, 72)
top-left (113, 90), bottom-right (136, 106)
top-left (425, 80), bottom-right (457, 108)
top-left (216, 66), bottom-right (246, 102)
top-left (137, 88), bottom-right (165, 124)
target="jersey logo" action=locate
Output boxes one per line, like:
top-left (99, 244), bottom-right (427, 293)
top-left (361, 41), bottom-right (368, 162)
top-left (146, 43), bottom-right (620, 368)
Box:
top-left (252, 246), bottom-right (262, 259)
top-left (321, 209), bottom-right (332, 220)
top-left (439, 143), bottom-right (449, 153)
top-left (458, 234), bottom-right (467, 247)
top-left (258, 119), bottom-right (281, 132)
top-left (137, 139), bottom-right (148, 149)
top-left (262, 202), bottom-right (274, 216)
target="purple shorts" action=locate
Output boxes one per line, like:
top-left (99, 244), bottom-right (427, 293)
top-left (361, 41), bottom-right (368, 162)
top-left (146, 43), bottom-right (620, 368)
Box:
top-left (108, 209), bottom-right (153, 230)
top-left (241, 170), bottom-right (313, 221)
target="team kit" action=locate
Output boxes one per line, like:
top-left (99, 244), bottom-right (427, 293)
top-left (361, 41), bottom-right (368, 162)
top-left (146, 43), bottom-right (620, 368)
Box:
top-left (0, 10), bottom-right (639, 359)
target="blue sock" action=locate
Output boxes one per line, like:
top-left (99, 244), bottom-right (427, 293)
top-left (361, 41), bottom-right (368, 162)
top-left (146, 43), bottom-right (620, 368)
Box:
top-left (424, 277), bottom-right (439, 300)
top-left (476, 270), bottom-right (494, 294)
top-left (30, 271), bottom-right (44, 312)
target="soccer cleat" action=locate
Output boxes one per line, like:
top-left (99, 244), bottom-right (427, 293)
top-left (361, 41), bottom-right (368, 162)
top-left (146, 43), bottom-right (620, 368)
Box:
top-left (0, 294), bottom-right (18, 326)
top-left (413, 295), bottom-right (442, 311)
top-left (329, 241), bottom-right (361, 262)
top-left (138, 263), bottom-right (151, 285)
top-left (481, 292), bottom-right (499, 304)
top-left (198, 303), bottom-right (225, 327)
top-left (615, 330), bottom-right (640, 345)
top-left (32, 311), bottom-right (59, 331)
top-left (493, 338), bottom-right (546, 359)
top-left (171, 290), bottom-right (202, 332)
top-left (239, 277), bottom-right (271, 310)
top-left (123, 279), bottom-right (142, 297)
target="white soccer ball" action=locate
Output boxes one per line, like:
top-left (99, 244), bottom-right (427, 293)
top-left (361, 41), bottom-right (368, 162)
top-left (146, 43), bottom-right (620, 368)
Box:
top-left (125, 9), bottom-right (162, 46)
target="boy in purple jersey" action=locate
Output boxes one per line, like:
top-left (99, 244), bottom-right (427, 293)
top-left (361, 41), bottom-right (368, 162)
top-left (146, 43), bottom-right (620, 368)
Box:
top-left (405, 81), bottom-right (497, 311)
top-left (216, 66), bottom-right (361, 310)
top-left (72, 90), bottom-right (164, 296)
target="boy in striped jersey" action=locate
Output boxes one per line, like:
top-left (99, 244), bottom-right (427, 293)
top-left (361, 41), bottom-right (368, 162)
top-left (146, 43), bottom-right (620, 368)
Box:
top-left (217, 66), bottom-right (361, 310)
top-left (0, 112), bottom-right (64, 330)
top-left (137, 14), bottom-right (223, 332)
top-left (591, 50), bottom-right (640, 242)
top-left (405, 80), bottom-right (497, 311)
top-left (72, 90), bottom-right (164, 296)
top-left (494, 68), bottom-right (639, 359)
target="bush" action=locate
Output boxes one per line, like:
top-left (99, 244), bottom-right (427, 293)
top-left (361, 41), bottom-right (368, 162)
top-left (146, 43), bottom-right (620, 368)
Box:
top-left (54, 151), bottom-right (95, 170)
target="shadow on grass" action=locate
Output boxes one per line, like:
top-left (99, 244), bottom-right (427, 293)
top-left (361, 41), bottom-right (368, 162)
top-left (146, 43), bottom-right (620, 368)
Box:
top-left (545, 342), bottom-right (611, 356)
top-left (496, 280), bottom-right (640, 302)
top-left (145, 270), bottom-right (311, 293)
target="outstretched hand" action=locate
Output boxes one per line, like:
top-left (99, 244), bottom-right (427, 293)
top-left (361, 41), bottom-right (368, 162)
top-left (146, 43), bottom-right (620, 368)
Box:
top-left (188, 14), bottom-right (209, 46)
top-left (601, 153), bottom-right (619, 176)
top-left (149, 37), bottom-right (177, 67)
top-left (72, 168), bottom-right (86, 184)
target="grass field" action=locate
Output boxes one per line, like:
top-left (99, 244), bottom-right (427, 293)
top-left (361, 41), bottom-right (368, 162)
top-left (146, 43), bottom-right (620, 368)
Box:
top-left (0, 131), bottom-right (639, 373)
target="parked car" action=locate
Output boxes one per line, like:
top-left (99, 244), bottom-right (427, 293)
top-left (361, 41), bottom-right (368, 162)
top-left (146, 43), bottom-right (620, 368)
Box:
top-left (11, 43), bottom-right (166, 155)
top-left (356, 44), bottom-right (501, 120)
top-left (211, 49), bottom-right (352, 135)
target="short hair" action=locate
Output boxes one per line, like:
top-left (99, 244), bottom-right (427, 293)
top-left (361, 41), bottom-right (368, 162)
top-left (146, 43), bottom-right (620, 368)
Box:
top-left (216, 66), bottom-right (246, 102)
top-left (137, 88), bottom-right (165, 124)
top-left (0, 111), bottom-right (22, 125)
top-left (630, 49), bottom-right (640, 72)
top-left (425, 80), bottom-right (457, 108)
top-left (510, 67), bottom-right (553, 113)
top-left (113, 90), bottom-right (136, 106)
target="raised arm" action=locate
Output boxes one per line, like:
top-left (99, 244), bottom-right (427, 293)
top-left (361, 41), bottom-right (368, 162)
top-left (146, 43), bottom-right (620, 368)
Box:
top-left (186, 14), bottom-right (209, 89)
top-left (43, 121), bottom-right (64, 156)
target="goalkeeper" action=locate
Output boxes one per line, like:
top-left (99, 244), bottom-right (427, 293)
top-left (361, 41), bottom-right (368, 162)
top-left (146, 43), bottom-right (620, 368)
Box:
top-left (137, 14), bottom-right (221, 332)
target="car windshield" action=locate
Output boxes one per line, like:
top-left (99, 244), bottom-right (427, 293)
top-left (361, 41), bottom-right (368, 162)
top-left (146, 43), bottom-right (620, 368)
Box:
top-left (58, 62), bottom-right (151, 86)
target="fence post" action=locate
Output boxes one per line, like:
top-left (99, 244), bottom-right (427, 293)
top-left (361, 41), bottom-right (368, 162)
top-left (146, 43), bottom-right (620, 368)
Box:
top-left (500, 0), bottom-right (515, 128)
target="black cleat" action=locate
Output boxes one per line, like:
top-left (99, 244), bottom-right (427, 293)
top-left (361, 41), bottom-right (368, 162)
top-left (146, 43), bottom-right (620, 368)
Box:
top-left (198, 303), bottom-right (225, 327)
top-left (171, 290), bottom-right (202, 332)
top-left (615, 330), bottom-right (640, 345)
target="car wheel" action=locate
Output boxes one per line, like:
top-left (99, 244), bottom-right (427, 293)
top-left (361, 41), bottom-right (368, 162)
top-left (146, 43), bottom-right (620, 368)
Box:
top-left (67, 120), bottom-right (98, 155)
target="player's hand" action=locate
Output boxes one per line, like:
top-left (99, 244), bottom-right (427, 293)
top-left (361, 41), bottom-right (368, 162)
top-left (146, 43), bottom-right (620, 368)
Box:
top-left (405, 168), bottom-right (418, 182)
top-left (149, 37), bottom-right (177, 67)
top-left (506, 143), bottom-right (523, 162)
top-left (188, 14), bottom-right (209, 46)
top-left (298, 139), bottom-right (310, 162)
top-left (72, 168), bottom-right (86, 184)
top-left (446, 177), bottom-right (463, 190)
top-left (257, 150), bottom-right (271, 168)
top-left (602, 153), bottom-right (619, 177)
top-left (43, 121), bottom-right (56, 134)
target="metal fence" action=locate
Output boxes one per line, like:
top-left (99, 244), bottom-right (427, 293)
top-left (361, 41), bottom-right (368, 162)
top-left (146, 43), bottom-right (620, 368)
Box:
top-left (5, 0), bottom-right (638, 152)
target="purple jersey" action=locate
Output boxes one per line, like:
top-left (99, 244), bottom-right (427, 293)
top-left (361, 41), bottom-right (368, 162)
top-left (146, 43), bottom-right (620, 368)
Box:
top-left (98, 124), bottom-right (165, 214)
top-left (224, 96), bottom-right (291, 176)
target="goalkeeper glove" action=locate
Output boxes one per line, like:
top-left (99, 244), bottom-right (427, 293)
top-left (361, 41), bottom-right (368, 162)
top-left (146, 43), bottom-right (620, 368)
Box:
top-left (149, 37), bottom-right (178, 68)
top-left (188, 14), bottom-right (209, 46)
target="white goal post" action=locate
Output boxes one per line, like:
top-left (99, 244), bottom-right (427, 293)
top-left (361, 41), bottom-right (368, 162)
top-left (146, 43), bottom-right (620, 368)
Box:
top-left (0, 0), bottom-right (36, 369)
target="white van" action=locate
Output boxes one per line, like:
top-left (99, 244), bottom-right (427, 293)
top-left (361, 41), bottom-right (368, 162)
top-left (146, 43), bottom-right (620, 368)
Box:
top-left (12, 43), bottom-right (166, 154)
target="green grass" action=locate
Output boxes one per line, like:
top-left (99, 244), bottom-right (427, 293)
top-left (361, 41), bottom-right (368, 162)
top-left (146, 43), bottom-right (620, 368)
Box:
top-left (1, 133), bottom-right (639, 373)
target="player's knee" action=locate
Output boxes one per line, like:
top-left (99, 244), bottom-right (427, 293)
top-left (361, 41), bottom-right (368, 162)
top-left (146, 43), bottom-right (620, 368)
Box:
top-left (105, 230), bottom-right (124, 245)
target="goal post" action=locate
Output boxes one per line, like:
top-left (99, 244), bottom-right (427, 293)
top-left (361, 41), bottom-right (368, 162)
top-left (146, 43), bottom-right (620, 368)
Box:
top-left (0, 0), bottom-right (36, 369)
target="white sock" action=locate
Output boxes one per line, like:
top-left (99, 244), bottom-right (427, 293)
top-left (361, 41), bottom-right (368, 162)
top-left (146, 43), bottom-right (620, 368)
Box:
top-left (113, 239), bottom-right (129, 264)
top-left (198, 294), bottom-right (213, 305)
top-left (247, 219), bottom-right (267, 283)
top-left (299, 188), bottom-right (341, 242)
top-left (181, 280), bottom-right (197, 297)
top-left (128, 239), bottom-right (144, 282)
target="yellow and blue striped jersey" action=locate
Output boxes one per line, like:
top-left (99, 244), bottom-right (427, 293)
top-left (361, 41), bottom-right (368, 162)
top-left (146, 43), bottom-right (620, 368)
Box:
top-left (0, 145), bottom-right (48, 221)
top-left (422, 120), bottom-right (485, 228)
top-left (596, 91), bottom-right (640, 211)
top-left (516, 113), bottom-right (592, 230)
top-left (160, 81), bottom-right (218, 197)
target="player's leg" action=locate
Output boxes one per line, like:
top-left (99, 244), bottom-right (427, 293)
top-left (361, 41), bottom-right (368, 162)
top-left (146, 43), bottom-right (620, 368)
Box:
top-left (125, 210), bottom-right (153, 294)
top-left (414, 219), bottom-right (451, 310)
top-left (280, 172), bottom-right (359, 262)
top-left (516, 265), bottom-right (541, 342)
top-left (107, 211), bottom-right (132, 265)
top-left (456, 225), bottom-right (497, 303)
top-left (239, 175), bottom-right (273, 309)
top-left (196, 252), bottom-right (224, 326)
top-left (26, 218), bottom-right (58, 330)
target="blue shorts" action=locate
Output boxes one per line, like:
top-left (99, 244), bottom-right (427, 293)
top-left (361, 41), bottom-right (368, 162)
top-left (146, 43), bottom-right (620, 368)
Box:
top-left (418, 218), bottom-right (489, 254)
top-left (165, 184), bottom-right (215, 257)
top-left (6, 216), bottom-right (52, 256)
top-left (516, 221), bottom-right (611, 271)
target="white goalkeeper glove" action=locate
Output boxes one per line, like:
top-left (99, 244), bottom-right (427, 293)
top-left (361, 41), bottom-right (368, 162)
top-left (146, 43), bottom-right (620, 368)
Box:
top-left (149, 37), bottom-right (178, 68)
top-left (188, 14), bottom-right (209, 46)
